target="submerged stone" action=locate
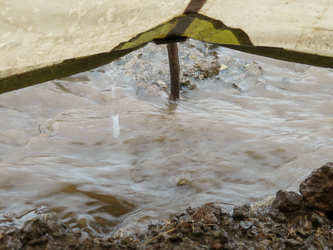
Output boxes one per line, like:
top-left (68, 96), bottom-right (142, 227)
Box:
top-left (245, 61), bottom-right (263, 75)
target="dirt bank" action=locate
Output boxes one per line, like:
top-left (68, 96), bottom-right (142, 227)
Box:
top-left (1, 163), bottom-right (333, 249)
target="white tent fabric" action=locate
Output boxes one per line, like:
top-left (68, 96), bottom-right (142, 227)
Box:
top-left (0, 0), bottom-right (332, 93)
top-left (201, 0), bottom-right (333, 57)
top-left (0, 0), bottom-right (190, 79)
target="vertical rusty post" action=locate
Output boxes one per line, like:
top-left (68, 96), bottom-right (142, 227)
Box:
top-left (167, 42), bottom-right (180, 101)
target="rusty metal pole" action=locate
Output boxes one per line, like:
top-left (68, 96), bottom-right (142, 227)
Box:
top-left (167, 42), bottom-right (180, 101)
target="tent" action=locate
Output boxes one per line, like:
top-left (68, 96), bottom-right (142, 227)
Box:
top-left (1, 0), bottom-right (332, 94)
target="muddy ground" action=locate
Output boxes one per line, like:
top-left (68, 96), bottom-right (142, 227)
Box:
top-left (1, 163), bottom-right (333, 249)
top-left (1, 191), bottom-right (332, 249)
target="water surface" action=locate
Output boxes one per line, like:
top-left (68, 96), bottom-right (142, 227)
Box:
top-left (0, 40), bottom-right (332, 235)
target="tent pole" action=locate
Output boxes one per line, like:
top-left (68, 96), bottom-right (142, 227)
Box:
top-left (167, 42), bottom-right (180, 101)
top-left (155, 38), bottom-right (186, 101)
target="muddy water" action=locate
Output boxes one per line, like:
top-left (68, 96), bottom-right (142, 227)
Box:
top-left (0, 40), bottom-right (332, 236)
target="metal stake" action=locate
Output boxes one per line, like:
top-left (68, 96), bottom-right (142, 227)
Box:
top-left (167, 42), bottom-right (180, 101)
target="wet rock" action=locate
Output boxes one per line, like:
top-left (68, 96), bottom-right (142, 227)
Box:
top-left (192, 203), bottom-right (222, 225)
top-left (299, 162), bottom-right (333, 212)
top-left (287, 228), bottom-right (297, 239)
top-left (28, 236), bottom-right (48, 246)
top-left (156, 80), bottom-right (168, 90)
top-left (3, 199), bottom-right (332, 250)
top-left (194, 59), bottom-right (221, 78)
top-left (232, 204), bottom-right (251, 219)
top-left (212, 228), bottom-right (229, 243)
top-left (270, 209), bottom-right (287, 223)
top-left (284, 238), bottom-right (303, 248)
top-left (239, 221), bottom-right (253, 230)
top-left (220, 64), bottom-right (228, 71)
top-left (192, 226), bottom-right (204, 236)
top-left (20, 218), bottom-right (50, 244)
top-left (136, 82), bottom-right (168, 99)
top-left (5, 228), bottom-right (16, 235)
top-left (272, 190), bottom-right (304, 213)
top-left (179, 222), bottom-right (191, 234)
top-left (253, 220), bottom-right (265, 229)
top-left (212, 241), bottom-right (223, 250)
top-left (202, 225), bottom-right (210, 232)
top-left (147, 223), bottom-right (157, 232)
top-left (180, 78), bottom-right (197, 90)
top-left (309, 212), bottom-right (326, 228)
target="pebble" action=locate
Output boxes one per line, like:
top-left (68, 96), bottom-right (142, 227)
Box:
top-left (156, 80), bottom-right (168, 90)
top-left (239, 221), bottom-right (253, 230)
top-left (195, 59), bottom-right (221, 78)
top-left (181, 78), bottom-right (197, 90)
top-left (220, 64), bottom-right (228, 71)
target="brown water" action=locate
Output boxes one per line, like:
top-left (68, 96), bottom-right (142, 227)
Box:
top-left (0, 40), bottom-right (332, 236)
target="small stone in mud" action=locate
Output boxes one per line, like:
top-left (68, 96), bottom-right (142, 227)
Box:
top-left (176, 178), bottom-right (192, 186)
top-left (220, 64), bottom-right (228, 71)
top-left (310, 212), bottom-right (326, 228)
top-left (5, 228), bottom-right (16, 235)
top-left (192, 203), bottom-right (222, 224)
top-left (181, 78), bottom-right (197, 90)
top-left (192, 226), bottom-right (204, 236)
top-left (239, 221), bottom-right (253, 230)
top-left (287, 228), bottom-right (297, 239)
top-left (212, 228), bottom-right (229, 243)
top-left (136, 82), bottom-right (168, 99)
top-left (194, 59), bottom-right (221, 78)
top-left (299, 162), bottom-right (333, 212)
top-left (231, 83), bottom-right (242, 92)
top-left (284, 238), bottom-right (303, 248)
top-left (272, 190), bottom-right (304, 213)
top-left (156, 80), bottom-right (168, 90)
top-left (232, 204), bottom-right (251, 219)
top-left (28, 236), bottom-right (48, 246)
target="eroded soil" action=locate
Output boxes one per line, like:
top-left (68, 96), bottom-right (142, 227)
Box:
top-left (1, 196), bottom-right (332, 249)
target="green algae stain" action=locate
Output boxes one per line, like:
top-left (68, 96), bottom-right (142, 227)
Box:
top-left (183, 17), bottom-right (240, 45)
top-left (119, 19), bottom-right (180, 50)
top-left (205, 30), bottom-right (240, 45)
top-left (118, 15), bottom-right (243, 52)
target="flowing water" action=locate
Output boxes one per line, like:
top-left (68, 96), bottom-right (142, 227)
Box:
top-left (0, 40), bottom-right (332, 236)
